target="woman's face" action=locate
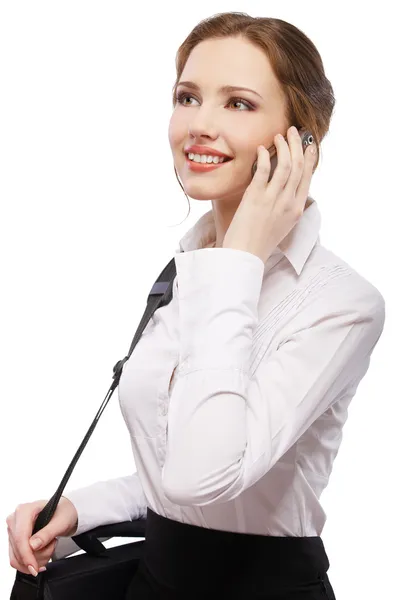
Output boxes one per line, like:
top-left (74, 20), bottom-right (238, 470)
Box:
top-left (168, 36), bottom-right (290, 205)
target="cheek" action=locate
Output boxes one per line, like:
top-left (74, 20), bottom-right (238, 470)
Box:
top-left (167, 119), bottom-right (176, 148)
top-left (168, 113), bottom-right (186, 149)
top-left (232, 126), bottom-right (262, 150)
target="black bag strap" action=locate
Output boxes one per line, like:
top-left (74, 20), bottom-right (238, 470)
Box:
top-left (71, 519), bottom-right (147, 557)
top-left (32, 256), bottom-right (178, 536)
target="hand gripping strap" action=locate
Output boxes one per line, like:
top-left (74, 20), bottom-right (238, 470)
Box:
top-left (32, 256), bottom-right (177, 536)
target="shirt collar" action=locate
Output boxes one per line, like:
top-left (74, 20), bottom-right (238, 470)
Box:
top-left (177, 196), bottom-right (321, 276)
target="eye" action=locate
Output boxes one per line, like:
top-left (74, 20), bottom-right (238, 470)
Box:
top-left (175, 92), bottom-right (199, 107)
top-left (175, 92), bottom-right (254, 111)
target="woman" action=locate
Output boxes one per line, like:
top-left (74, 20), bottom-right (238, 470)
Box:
top-left (7, 12), bottom-right (385, 599)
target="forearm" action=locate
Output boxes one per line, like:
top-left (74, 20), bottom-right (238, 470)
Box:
top-left (62, 472), bottom-right (147, 536)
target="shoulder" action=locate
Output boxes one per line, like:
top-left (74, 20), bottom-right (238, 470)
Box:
top-left (256, 242), bottom-right (385, 361)
top-left (303, 243), bottom-right (385, 317)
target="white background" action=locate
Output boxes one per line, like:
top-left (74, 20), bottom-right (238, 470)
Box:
top-left (0, 1), bottom-right (397, 598)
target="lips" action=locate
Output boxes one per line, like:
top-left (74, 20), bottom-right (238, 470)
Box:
top-left (184, 145), bottom-right (233, 159)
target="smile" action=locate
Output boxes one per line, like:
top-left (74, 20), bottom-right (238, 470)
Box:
top-left (185, 154), bottom-right (233, 173)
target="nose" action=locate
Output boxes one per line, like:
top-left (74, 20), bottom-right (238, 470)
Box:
top-left (188, 105), bottom-right (218, 141)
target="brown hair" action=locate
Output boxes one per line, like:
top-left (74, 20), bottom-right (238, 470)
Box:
top-left (171, 11), bottom-right (335, 220)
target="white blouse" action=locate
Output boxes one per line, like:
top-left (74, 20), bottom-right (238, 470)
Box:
top-left (63, 197), bottom-right (385, 539)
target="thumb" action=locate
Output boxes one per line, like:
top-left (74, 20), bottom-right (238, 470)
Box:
top-left (29, 536), bottom-right (43, 550)
top-left (29, 525), bottom-right (57, 551)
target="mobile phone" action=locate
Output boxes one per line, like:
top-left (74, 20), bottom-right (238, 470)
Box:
top-left (251, 128), bottom-right (315, 180)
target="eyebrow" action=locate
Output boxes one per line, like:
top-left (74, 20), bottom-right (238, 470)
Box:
top-left (176, 80), bottom-right (263, 100)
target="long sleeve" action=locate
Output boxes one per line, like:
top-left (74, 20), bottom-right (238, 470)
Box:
top-left (161, 248), bottom-right (385, 506)
top-left (62, 471), bottom-right (147, 536)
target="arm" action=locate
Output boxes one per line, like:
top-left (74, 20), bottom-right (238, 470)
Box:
top-left (162, 248), bottom-right (385, 506)
top-left (61, 471), bottom-right (147, 537)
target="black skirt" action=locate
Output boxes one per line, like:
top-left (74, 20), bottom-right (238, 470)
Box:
top-left (125, 507), bottom-right (336, 599)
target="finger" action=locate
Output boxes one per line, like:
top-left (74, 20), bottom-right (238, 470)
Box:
top-left (284, 127), bottom-right (306, 195)
top-left (13, 509), bottom-right (39, 573)
top-left (9, 539), bottom-right (30, 575)
top-left (251, 144), bottom-right (271, 190)
top-left (267, 133), bottom-right (292, 190)
top-left (12, 534), bottom-right (55, 571)
top-left (7, 523), bottom-right (24, 566)
top-left (295, 143), bottom-right (317, 204)
top-left (29, 518), bottom-right (64, 554)
top-left (35, 538), bottom-right (57, 566)
top-left (29, 525), bottom-right (52, 551)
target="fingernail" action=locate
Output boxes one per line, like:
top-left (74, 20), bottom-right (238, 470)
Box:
top-left (310, 147), bottom-right (316, 155)
top-left (28, 565), bottom-right (38, 577)
top-left (30, 537), bottom-right (42, 550)
top-left (38, 566), bottom-right (47, 573)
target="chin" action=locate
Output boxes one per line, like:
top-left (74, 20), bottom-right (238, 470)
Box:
top-left (182, 185), bottom-right (215, 201)
top-left (183, 178), bottom-right (247, 203)
top-left (182, 182), bottom-right (234, 202)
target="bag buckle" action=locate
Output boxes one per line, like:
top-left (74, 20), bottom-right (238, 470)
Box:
top-left (112, 357), bottom-right (129, 380)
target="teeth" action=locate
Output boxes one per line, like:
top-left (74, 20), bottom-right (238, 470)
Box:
top-left (188, 153), bottom-right (226, 164)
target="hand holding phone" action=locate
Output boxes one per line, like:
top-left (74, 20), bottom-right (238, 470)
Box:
top-left (251, 128), bottom-right (315, 180)
top-left (222, 126), bottom-right (318, 264)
